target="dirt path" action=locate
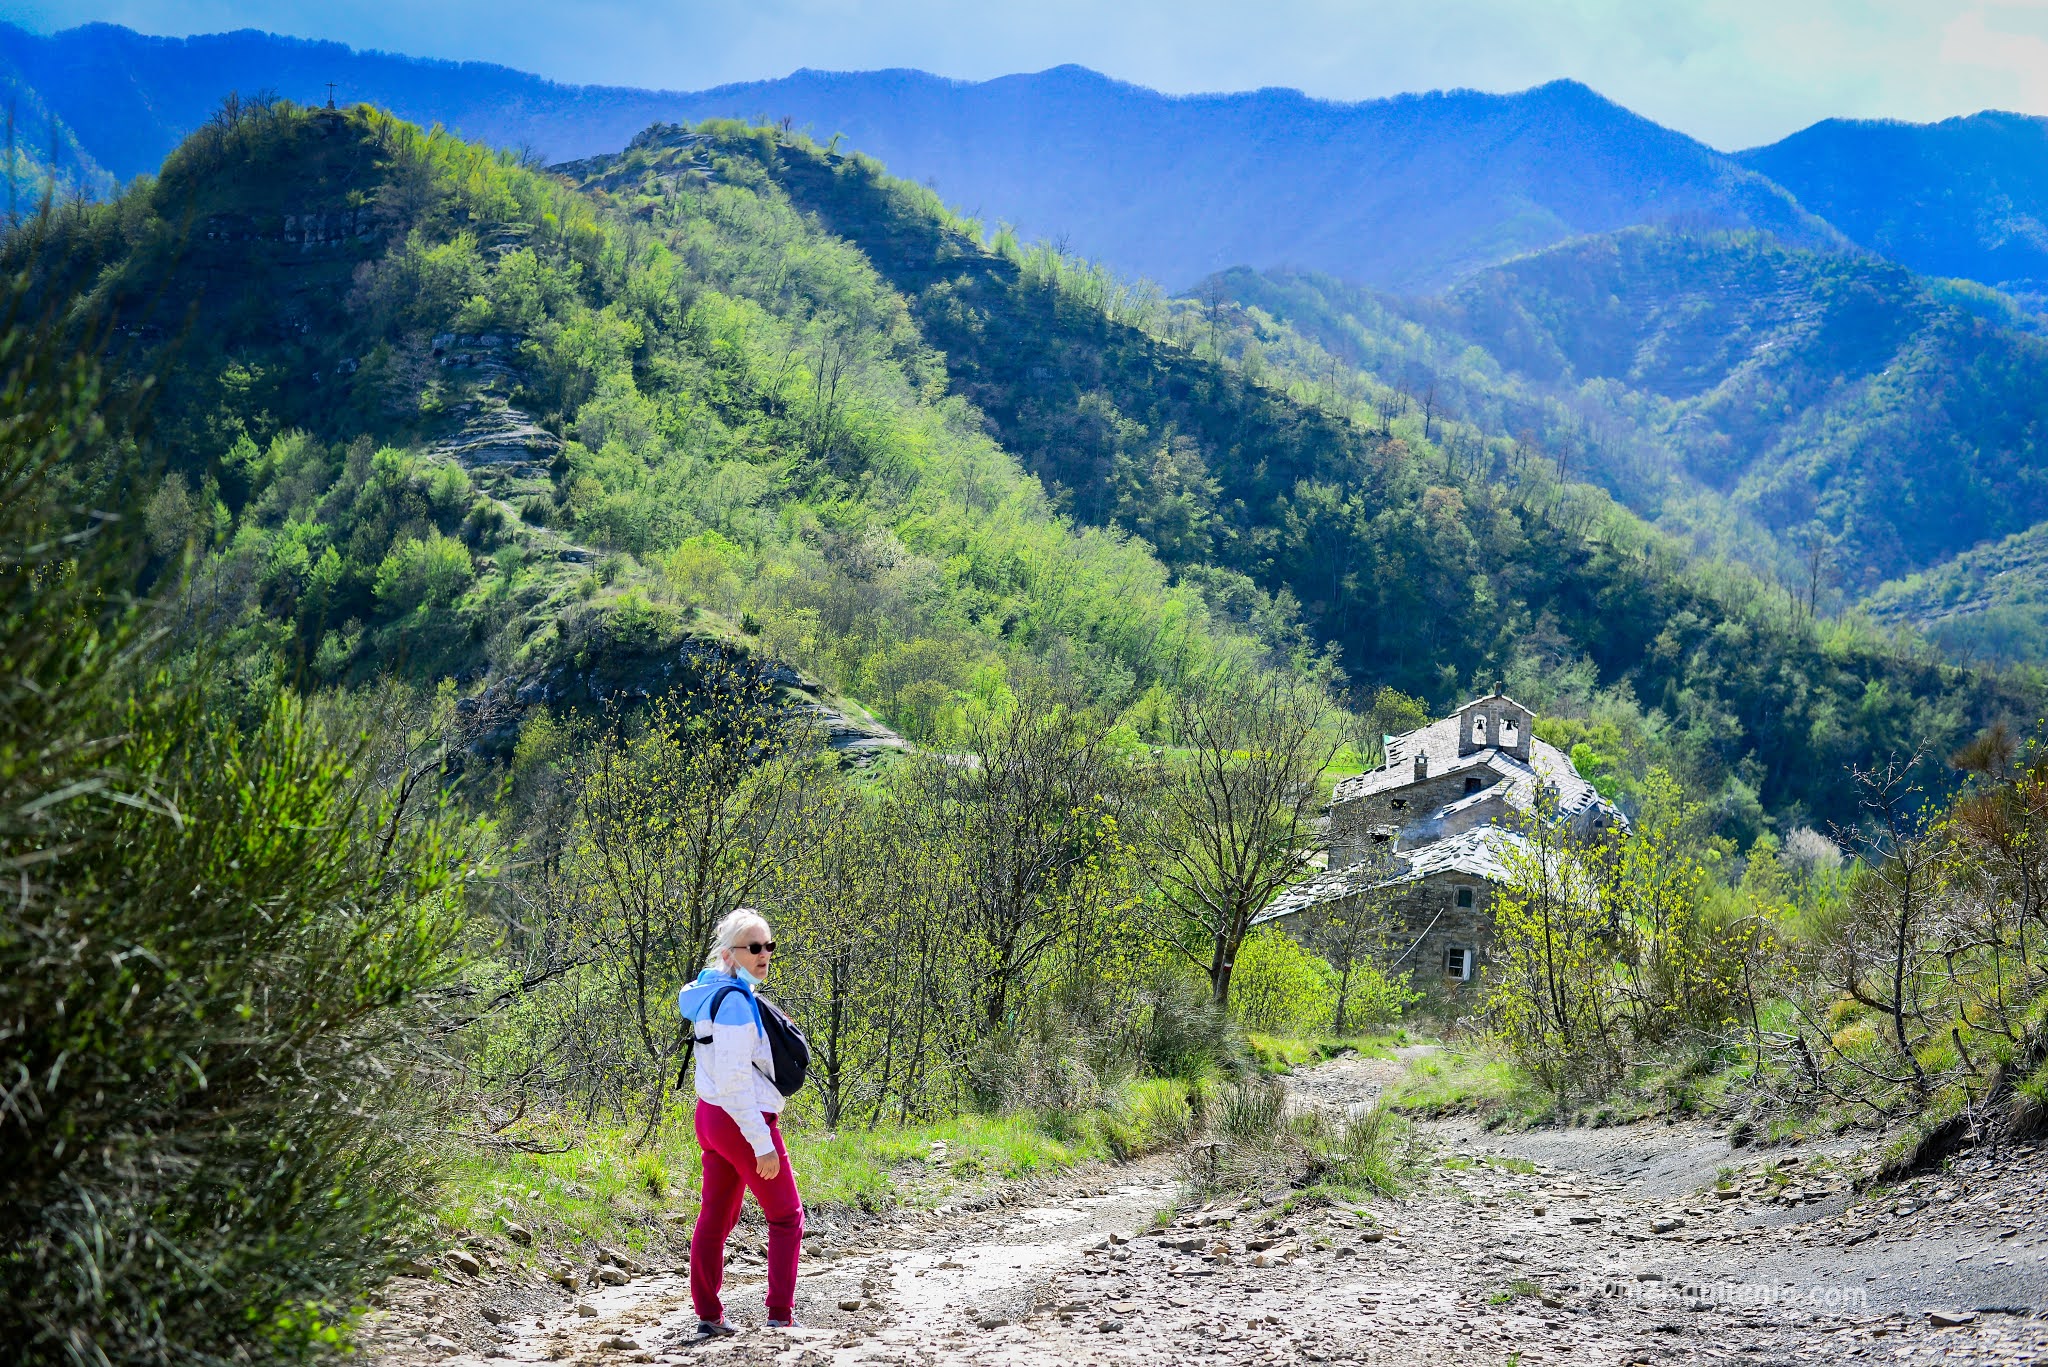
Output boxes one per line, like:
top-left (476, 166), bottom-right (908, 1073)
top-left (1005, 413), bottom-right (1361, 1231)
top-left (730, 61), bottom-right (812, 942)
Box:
top-left (368, 1056), bottom-right (2048, 1367)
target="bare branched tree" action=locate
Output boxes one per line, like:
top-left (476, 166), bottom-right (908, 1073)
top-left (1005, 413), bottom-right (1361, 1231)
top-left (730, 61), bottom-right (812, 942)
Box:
top-left (1811, 755), bottom-right (1943, 1097)
top-left (902, 678), bottom-right (1114, 1031)
top-left (569, 655), bottom-right (827, 1130)
top-left (1142, 671), bottom-right (1337, 1005)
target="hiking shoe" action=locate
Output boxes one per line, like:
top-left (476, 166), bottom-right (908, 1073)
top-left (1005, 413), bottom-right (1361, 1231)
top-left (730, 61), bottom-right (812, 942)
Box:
top-left (696, 1319), bottom-right (738, 1338)
top-left (766, 1317), bottom-right (798, 1329)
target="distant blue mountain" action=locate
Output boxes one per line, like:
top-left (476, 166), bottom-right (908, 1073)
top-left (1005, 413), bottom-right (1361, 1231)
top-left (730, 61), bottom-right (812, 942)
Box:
top-left (1739, 112), bottom-right (2048, 298)
top-left (0, 21), bottom-right (1838, 291)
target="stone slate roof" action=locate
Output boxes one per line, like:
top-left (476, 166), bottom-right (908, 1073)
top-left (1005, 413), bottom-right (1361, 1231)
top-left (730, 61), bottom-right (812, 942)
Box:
top-left (1251, 827), bottom-right (1537, 927)
top-left (1392, 825), bottom-right (1533, 885)
top-left (1334, 706), bottom-right (1620, 831)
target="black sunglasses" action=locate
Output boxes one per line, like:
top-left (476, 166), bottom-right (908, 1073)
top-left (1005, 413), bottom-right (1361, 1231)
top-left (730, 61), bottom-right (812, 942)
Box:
top-left (741, 940), bottom-right (776, 954)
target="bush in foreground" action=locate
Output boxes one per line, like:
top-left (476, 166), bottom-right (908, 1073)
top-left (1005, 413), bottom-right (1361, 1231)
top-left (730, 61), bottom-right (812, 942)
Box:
top-left (0, 321), bottom-right (473, 1363)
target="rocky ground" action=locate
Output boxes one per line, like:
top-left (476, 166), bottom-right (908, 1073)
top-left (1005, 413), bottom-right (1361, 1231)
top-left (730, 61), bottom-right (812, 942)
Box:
top-left (364, 1054), bottom-right (2048, 1366)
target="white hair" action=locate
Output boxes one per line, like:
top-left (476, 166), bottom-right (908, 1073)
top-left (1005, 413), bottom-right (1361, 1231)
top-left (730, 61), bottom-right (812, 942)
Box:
top-left (703, 906), bottom-right (771, 975)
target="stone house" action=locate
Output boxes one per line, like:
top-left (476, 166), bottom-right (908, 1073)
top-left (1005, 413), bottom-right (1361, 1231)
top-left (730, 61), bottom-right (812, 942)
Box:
top-left (1257, 692), bottom-right (1625, 990)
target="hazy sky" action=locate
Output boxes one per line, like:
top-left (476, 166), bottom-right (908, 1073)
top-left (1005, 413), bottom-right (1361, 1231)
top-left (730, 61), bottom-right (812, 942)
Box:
top-left (8, 0), bottom-right (2045, 148)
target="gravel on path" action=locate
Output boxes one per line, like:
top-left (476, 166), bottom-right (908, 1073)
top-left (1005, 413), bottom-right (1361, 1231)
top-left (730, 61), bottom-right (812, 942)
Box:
top-left (365, 1053), bottom-right (2048, 1367)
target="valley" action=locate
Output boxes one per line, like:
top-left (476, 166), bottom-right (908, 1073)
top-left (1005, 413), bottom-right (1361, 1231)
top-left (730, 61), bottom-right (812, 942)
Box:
top-left (12, 18), bottom-right (2048, 1367)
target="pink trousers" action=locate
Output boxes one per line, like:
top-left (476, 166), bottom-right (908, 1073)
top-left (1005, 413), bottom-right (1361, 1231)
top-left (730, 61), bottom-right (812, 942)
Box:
top-left (690, 1101), bottom-right (804, 1322)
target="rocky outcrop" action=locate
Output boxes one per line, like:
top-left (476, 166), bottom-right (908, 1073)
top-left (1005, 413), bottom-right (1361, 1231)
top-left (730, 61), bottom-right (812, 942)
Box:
top-left (431, 395), bottom-right (560, 473)
top-left (493, 633), bottom-right (908, 764)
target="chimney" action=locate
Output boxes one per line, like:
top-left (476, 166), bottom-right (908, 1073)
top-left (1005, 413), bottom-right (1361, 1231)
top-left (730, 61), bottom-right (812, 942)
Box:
top-left (1413, 753), bottom-right (1428, 781)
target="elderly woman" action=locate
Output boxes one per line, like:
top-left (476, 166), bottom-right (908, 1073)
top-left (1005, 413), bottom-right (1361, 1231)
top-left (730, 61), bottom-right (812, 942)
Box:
top-left (676, 907), bottom-right (803, 1335)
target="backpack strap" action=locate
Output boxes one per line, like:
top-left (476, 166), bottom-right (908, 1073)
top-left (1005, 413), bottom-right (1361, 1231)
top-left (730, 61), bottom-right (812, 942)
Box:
top-left (674, 983), bottom-right (761, 1090)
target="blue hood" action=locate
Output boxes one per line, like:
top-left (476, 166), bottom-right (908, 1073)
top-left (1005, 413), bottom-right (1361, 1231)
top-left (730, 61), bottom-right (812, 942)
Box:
top-left (678, 968), bottom-right (762, 1031)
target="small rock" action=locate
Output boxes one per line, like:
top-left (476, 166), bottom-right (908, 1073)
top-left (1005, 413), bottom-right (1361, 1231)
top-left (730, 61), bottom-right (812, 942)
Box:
top-left (1569, 1213), bottom-right (1601, 1225)
top-left (502, 1221), bottom-right (532, 1246)
top-left (447, 1250), bottom-right (483, 1277)
top-left (594, 1266), bottom-right (630, 1286)
top-left (573, 1302), bottom-right (599, 1318)
top-left (422, 1335), bottom-right (459, 1352)
top-left (839, 1299), bottom-right (863, 1311)
top-left (1928, 1310), bottom-right (1978, 1328)
top-left (1099, 1318), bottom-right (1125, 1333)
top-left (599, 1245), bottom-right (645, 1274)
top-left (1650, 1217), bottom-right (1685, 1234)
top-left (479, 1306), bottom-right (503, 1324)
top-left (976, 1315), bottom-right (1008, 1330)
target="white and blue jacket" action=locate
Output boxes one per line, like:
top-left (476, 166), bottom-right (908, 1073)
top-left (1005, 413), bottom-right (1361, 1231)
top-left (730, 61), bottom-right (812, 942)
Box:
top-left (678, 969), bottom-right (783, 1155)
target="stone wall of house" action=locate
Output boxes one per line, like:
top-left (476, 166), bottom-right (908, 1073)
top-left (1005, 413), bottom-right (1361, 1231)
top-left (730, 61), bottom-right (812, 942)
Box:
top-left (1292, 871), bottom-right (1498, 1004)
top-left (1391, 872), bottom-right (1497, 989)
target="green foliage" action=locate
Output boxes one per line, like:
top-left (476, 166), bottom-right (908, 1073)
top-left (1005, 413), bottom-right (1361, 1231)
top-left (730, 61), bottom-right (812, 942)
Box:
top-left (1182, 1077), bottom-right (1408, 1198)
top-left (1481, 813), bottom-right (1623, 1097)
top-left (373, 529), bottom-right (474, 611)
top-left (0, 319), bottom-right (472, 1362)
top-left (1230, 930), bottom-right (1336, 1034)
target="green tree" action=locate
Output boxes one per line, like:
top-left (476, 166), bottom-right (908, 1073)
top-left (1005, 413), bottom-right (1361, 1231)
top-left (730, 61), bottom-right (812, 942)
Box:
top-left (1482, 800), bottom-right (1618, 1096)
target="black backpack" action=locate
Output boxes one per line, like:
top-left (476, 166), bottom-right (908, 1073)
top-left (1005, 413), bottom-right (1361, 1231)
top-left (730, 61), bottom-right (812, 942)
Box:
top-left (678, 984), bottom-right (810, 1098)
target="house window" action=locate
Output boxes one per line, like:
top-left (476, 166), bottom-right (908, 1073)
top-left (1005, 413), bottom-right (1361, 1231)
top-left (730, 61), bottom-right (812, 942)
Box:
top-left (1445, 946), bottom-right (1475, 981)
top-left (1463, 776), bottom-right (1482, 794)
top-left (1390, 798), bottom-right (1408, 811)
top-left (1455, 886), bottom-right (1474, 909)
top-left (1371, 830), bottom-right (1391, 843)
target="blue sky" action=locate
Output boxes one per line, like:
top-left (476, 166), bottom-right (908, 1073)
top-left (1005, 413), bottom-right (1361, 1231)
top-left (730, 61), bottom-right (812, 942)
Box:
top-left (9, 0), bottom-right (2047, 148)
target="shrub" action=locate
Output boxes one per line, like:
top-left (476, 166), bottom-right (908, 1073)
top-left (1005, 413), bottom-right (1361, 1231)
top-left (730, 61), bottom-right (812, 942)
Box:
top-left (1138, 971), bottom-right (1239, 1080)
top-left (373, 531), bottom-right (474, 612)
top-left (1230, 929), bottom-right (1336, 1034)
top-left (0, 326), bottom-right (473, 1363)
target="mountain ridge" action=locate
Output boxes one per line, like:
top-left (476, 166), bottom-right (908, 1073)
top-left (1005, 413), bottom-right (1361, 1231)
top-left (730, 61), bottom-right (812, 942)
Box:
top-left (1740, 110), bottom-right (2048, 300)
top-left (3, 22), bottom-right (1840, 292)
top-left (14, 101), bottom-right (2027, 829)
top-left (1215, 224), bottom-right (2048, 598)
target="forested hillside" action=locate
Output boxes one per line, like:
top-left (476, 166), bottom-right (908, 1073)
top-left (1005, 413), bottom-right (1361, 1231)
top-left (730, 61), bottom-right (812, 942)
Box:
top-left (1864, 521), bottom-right (2048, 667)
top-left (10, 102), bottom-right (1266, 745)
top-left (1740, 111), bottom-right (2048, 300)
top-left (564, 122), bottom-right (2031, 827)
top-left (7, 101), bottom-right (2030, 832)
top-left (1219, 232), bottom-right (2048, 596)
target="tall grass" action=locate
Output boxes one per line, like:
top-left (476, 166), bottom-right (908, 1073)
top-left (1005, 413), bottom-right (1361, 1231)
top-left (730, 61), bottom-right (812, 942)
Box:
top-left (1180, 1078), bottom-right (1406, 1198)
